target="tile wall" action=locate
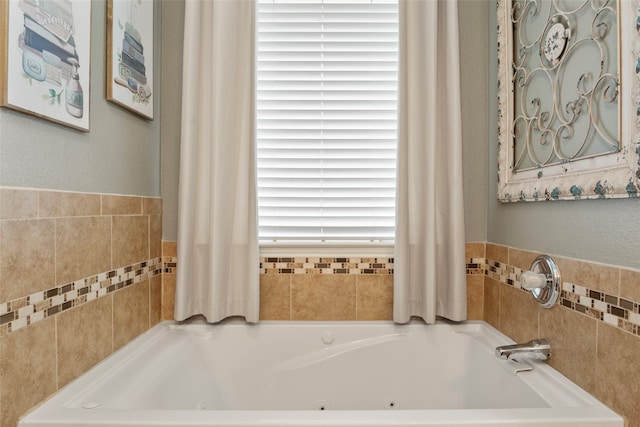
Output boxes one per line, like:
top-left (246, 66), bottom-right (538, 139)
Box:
top-left (259, 257), bottom-right (394, 320)
top-left (3, 191), bottom-right (639, 427)
top-left (158, 249), bottom-right (394, 321)
top-left (467, 242), bottom-right (640, 427)
top-left (0, 188), bottom-right (164, 427)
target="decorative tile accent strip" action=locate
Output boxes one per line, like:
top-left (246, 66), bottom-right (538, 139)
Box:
top-left (87, 253), bottom-right (639, 339)
top-left (260, 257), bottom-right (394, 275)
top-left (466, 258), bottom-right (486, 275)
top-left (0, 257), bottom-right (165, 338)
top-left (163, 256), bottom-right (177, 274)
top-left (483, 258), bottom-right (640, 338)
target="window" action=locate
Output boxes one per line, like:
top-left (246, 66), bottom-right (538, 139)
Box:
top-left (256, 0), bottom-right (398, 243)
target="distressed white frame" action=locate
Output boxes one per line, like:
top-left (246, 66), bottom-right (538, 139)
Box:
top-left (497, 0), bottom-right (640, 201)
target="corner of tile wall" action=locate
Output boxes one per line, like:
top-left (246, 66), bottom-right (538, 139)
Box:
top-left (161, 241), bottom-right (177, 321)
top-left (0, 188), bottom-right (163, 427)
top-left (465, 242), bottom-right (486, 320)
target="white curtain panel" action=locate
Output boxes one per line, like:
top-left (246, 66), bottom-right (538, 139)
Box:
top-left (394, 0), bottom-right (467, 324)
top-left (175, 0), bottom-right (259, 323)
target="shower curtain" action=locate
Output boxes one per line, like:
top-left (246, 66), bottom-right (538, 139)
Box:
top-left (393, 0), bottom-right (467, 324)
top-left (175, 0), bottom-right (259, 323)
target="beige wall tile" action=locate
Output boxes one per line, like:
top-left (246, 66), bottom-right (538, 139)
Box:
top-left (150, 275), bottom-right (162, 326)
top-left (260, 274), bottom-right (291, 320)
top-left (486, 243), bottom-right (508, 263)
top-left (56, 296), bottom-right (113, 388)
top-left (466, 274), bottom-right (484, 320)
top-left (102, 195), bottom-right (142, 215)
top-left (508, 248), bottom-right (539, 271)
top-left (112, 215), bottom-right (149, 269)
top-left (483, 277), bottom-right (500, 328)
top-left (0, 317), bottom-right (56, 427)
top-left (162, 272), bottom-right (176, 321)
top-left (539, 305), bottom-right (597, 394)
top-left (465, 242), bottom-right (485, 259)
top-left (143, 197), bottom-right (163, 215)
top-left (113, 281), bottom-right (150, 351)
top-left (39, 191), bottom-right (101, 218)
top-left (357, 275), bottom-right (393, 320)
top-left (596, 324), bottom-right (640, 427)
top-left (620, 268), bottom-right (640, 303)
top-left (291, 274), bottom-right (356, 320)
top-left (150, 215), bottom-right (162, 259)
top-left (499, 284), bottom-right (539, 343)
top-left (0, 219), bottom-right (55, 301)
top-left (556, 257), bottom-right (619, 295)
top-left (162, 241), bottom-right (177, 257)
top-left (56, 216), bottom-right (111, 285)
top-left (0, 189), bottom-right (37, 220)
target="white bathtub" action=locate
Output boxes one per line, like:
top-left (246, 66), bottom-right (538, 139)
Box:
top-left (20, 318), bottom-right (622, 427)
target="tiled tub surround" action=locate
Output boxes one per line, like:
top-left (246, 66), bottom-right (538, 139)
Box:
top-left (0, 188), bottom-right (164, 427)
top-left (6, 218), bottom-right (639, 427)
top-left (161, 247), bottom-right (640, 341)
top-left (469, 243), bottom-right (640, 427)
top-left (161, 242), bottom-right (640, 425)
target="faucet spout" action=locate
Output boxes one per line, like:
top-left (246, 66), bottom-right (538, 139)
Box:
top-left (495, 339), bottom-right (551, 361)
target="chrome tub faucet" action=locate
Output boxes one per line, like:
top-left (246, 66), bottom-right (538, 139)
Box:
top-left (495, 339), bottom-right (551, 361)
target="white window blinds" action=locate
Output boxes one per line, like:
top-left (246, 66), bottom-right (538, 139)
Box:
top-left (256, 0), bottom-right (398, 243)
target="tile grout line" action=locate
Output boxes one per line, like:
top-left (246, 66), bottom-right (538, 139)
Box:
top-left (289, 274), bottom-right (293, 321)
top-left (54, 315), bottom-right (59, 391)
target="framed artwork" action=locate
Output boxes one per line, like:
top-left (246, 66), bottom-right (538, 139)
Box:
top-left (106, 0), bottom-right (153, 120)
top-left (0, 0), bottom-right (91, 131)
top-left (496, 0), bottom-right (639, 202)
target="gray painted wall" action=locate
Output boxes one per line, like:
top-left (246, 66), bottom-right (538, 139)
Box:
top-left (160, 0), bottom-right (183, 242)
top-left (0, 0), bottom-right (161, 197)
top-left (486, 2), bottom-right (640, 270)
top-left (460, 1), bottom-right (489, 243)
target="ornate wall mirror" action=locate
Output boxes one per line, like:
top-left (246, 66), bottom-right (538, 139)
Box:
top-left (497, 0), bottom-right (640, 201)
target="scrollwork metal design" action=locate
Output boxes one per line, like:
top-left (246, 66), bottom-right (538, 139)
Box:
top-left (511, 0), bottom-right (620, 172)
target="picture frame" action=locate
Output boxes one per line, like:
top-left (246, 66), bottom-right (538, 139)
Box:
top-left (106, 0), bottom-right (153, 120)
top-left (0, 0), bottom-right (91, 132)
top-left (496, 0), bottom-right (639, 202)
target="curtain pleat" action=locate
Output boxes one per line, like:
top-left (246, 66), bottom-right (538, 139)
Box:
top-left (394, 0), bottom-right (467, 324)
top-left (175, 0), bottom-right (259, 323)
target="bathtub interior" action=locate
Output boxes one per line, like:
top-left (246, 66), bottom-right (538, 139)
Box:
top-left (61, 320), bottom-right (585, 412)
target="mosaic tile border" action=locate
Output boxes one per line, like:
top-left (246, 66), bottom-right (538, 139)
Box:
top-left (7, 253), bottom-right (629, 337)
top-left (0, 257), bottom-right (165, 338)
top-left (260, 257), bottom-right (394, 275)
top-left (466, 257), bottom-right (486, 275)
top-left (479, 258), bottom-right (640, 338)
top-left (163, 256), bottom-right (177, 274)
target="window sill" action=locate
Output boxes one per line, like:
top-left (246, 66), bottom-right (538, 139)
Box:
top-left (259, 243), bottom-right (394, 258)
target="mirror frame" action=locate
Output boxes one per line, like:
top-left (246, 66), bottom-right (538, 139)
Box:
top-left (496, 0), bottom-right (640, 202)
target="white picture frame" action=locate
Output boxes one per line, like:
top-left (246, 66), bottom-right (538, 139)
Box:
top-left (106, 0), bottom-right (153, 120)
top-left (496, 0), bottom-right (640, 201)
top-left (0, 0), bottom-right (91, 132)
